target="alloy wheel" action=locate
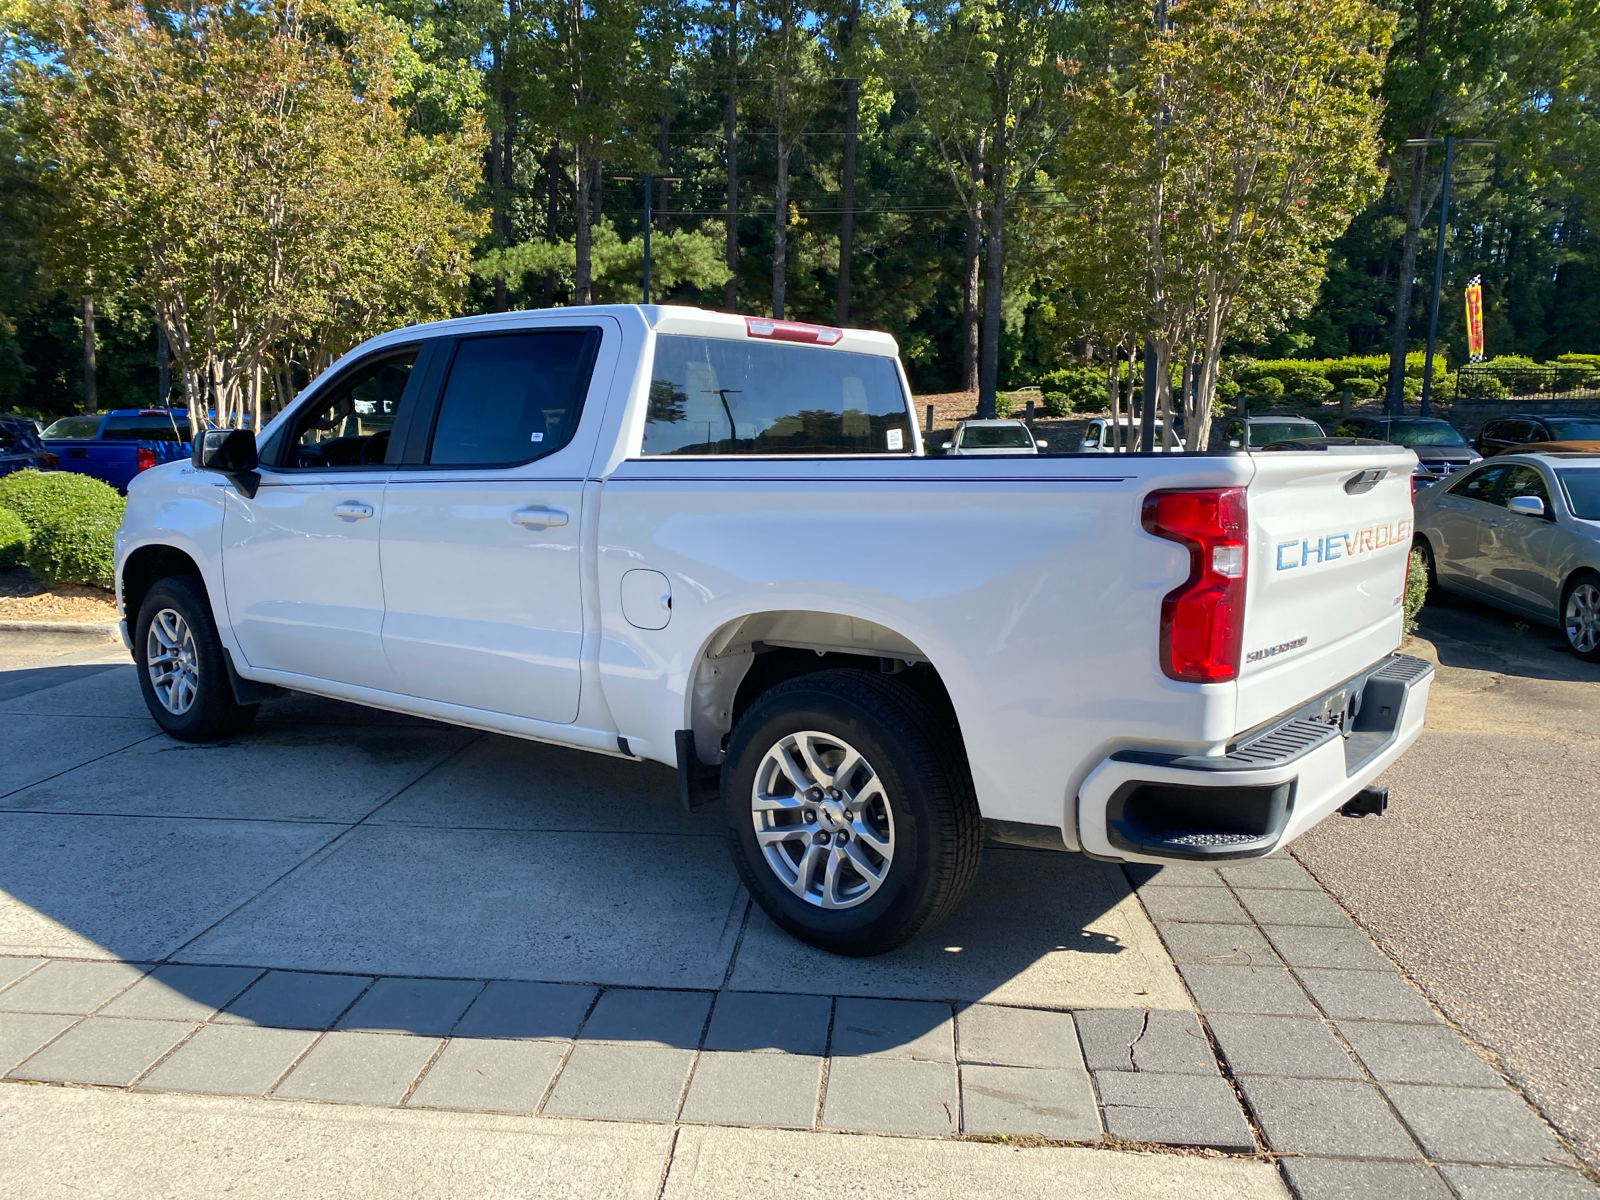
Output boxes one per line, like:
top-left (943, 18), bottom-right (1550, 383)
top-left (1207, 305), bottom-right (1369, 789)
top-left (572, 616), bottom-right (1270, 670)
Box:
top-left (1566, 583), bottom-right (1600, 655)
top-left (147, 607), bottom-right (199, 715)
top-left (750, 730), bottom-right (896, 910)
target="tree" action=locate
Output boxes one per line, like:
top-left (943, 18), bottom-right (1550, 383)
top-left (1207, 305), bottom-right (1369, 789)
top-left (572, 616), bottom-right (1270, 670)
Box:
top-left (9, 0), bottom-right (483, 431)
top-left (1057, 0), bottom-right (1390, 450)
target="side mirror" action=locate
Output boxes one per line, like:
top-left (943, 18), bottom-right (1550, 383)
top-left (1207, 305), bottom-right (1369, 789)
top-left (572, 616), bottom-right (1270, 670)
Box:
top-left (1034, 439), bottom-right (1048, 448)
top-left (941, 441), bottom-right (954, 450)
top-left (193, 428), bottom-right (260, 498)
top-left (1507, 494), bottom-right (1546, 518)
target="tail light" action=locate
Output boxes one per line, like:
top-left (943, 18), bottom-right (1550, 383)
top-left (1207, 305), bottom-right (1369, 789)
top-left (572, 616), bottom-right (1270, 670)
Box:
top-left (39, 453), bottom-right (59, 469)
top-left (1142, 488), bottom-right (1248, 682)
top-left (744, 316), bottom-right (844, 346)
top-left (136, 447), bottom-right (156, 472)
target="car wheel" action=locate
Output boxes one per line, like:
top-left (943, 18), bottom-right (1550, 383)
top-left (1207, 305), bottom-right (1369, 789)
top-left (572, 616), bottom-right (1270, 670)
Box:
top-left (1413, 536), bottom-right (1449, 607)
top-left (1561, 572), bottom-right (1600, 662)
top-left (722, 668), bottom-right (981, 957)
top-left (134, 575), bottom-right (258, 741)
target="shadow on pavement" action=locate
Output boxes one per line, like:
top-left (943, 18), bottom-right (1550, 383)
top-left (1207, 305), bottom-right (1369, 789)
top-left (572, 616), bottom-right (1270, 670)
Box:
top-left (1415, 593), bottom-right (1600, 683)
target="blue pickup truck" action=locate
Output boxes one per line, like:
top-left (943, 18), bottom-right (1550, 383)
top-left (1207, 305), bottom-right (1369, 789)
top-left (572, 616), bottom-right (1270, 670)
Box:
top-left (40, 409), bottom-right (192, 492)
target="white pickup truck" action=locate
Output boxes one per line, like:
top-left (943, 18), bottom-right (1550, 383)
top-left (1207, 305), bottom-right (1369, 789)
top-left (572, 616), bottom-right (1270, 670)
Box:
top-left (116, 305), bottom-right (1431, 955)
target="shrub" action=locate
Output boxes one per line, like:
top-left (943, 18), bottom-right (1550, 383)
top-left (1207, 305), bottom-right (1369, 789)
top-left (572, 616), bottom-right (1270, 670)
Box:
top-left (0, 504), bottom-right (27, 569)
top-left (0, 469), bottom-right (124, 588)
top-left (1285, 375), bottom-right (1334, 404)
top-left (1405, 549), bottom-right (1428, 635)
top-left (1455, 372), bottom-right (1509, 400)
top-left (1041, 391), bottom-right (1069, 416)
top-left (995, 394), bottom-right (1012, 418)
top-left (1344, 376), bottom-right (1381, 399)
top-left (1037, 366), bottom-right (1106, 413)
top-left (1246, 377), bottom-right (1284, 408)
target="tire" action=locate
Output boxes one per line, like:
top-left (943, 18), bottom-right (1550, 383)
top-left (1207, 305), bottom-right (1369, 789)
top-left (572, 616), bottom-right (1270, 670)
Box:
top-left (134, 575), bottom-right (258, 741)
top-left (721, 668), bottom-right (981, 956)
top-left (1560, 571), bottom-right (1600, 662)
top-left (1413, 536), bottom-right (1449, 606)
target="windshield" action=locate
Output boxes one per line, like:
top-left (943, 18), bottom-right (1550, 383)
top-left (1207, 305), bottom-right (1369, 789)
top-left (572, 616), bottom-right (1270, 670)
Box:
top-left (41, 416), bottom-right (102, 440)
top-left (1544, 420), bottom-right (1600, 442)
top-left (1558, 469), bottom-right (1600, 520)
top-left (959, 424), bottom-right (1034, 449)
top-left (101, 415), bottom-right (187, 442)
top-left (1249, 420), bottom-right (1323, 447)
top-left (1379, 420), bottom-right (1468, 448)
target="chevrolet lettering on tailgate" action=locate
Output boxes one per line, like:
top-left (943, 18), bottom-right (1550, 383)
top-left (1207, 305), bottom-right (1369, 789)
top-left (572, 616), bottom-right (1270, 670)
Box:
top-left (1276, 518), bottom-right (1414, 571)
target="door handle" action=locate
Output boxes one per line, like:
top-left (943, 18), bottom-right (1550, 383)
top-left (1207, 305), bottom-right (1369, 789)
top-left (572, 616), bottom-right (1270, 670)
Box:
top-left (333, 502), bottom-right (374, 520)
top-left (512, 506), bottom-right (569, 529)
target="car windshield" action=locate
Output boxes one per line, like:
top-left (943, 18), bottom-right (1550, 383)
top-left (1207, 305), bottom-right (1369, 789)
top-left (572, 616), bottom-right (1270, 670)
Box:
top-left (1557, 469), bottom-right (1600, 520)
top-left (1249, 421), bottom-right (1323, 447)
top-left (1380, 420), bottom-right (1468, 448)
top-left (1544, 420), bottom-right (1600, 442)
top-left (41, 416), bottom-right (102, 439)
top-left (960, 424), bottom-right (1034, 449)
top-left (101, 414), bottom-right (187, 442)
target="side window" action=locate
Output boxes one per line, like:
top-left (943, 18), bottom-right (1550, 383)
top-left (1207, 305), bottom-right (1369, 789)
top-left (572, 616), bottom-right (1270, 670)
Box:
top-left (1503, 465), bottom-right (1551, 508)
top-left (0, 426), bottom-right (15, 451)
top-left (1480, 419), bottom-right (1507, 442)
top-left (282, 348), bottom-right (417, 469)
top-left (1081, 423), bottom-right (1101, 448)
top-left (642, 335), bottom-right (911, 456)
top-left (427, 330), bottom-right (600, 467)
top-left (1452, 465), bottom-right (1509, 506)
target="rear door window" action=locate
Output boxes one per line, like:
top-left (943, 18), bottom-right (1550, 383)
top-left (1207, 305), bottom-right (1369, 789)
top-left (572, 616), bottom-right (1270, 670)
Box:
top-left (1503, 465), bottom-right (1551, 510)
top-left (41, 416), bottom-right (102, 440)
top-left (643, 335), bottom-right (911, 456)
top-left (427, 330), bottom-right (600, 467)
top-left (1452, 465), bottom-right (1509, 506)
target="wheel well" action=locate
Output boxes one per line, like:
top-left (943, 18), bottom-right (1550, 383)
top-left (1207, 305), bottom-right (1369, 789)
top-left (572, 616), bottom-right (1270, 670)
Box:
top-left (121, 545), bottom-right (204, 621)
top-left (1562, 566), bottom-right (1600, 602)
top-left (686, 611), bottom-right (962, 765)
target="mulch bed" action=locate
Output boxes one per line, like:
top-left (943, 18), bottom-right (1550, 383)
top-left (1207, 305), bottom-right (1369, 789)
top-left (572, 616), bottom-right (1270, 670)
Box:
top-left (0, 566), bottom-right (118, 623)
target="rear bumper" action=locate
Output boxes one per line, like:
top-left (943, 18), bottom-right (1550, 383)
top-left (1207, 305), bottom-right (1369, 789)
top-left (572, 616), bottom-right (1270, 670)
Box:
top-left (1077, 653), bottom-right (1432, 863)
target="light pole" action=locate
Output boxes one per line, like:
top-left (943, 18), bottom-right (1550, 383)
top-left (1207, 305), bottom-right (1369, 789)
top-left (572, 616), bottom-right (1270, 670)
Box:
top-left (615, 172), bottom-right (681, 304)
top-left (1404, 136), bottom-right (1496, 418)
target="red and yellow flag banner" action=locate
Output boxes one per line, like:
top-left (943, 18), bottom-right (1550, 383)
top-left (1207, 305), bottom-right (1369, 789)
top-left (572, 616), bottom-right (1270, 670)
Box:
top-left (1465, 277), bottom-right (1485, 361)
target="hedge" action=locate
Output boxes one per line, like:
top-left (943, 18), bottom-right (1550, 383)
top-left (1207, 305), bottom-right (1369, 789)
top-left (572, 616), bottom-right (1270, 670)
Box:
top-left (0, 504), bottom-right (26, 570)
top-left (0, 469), bottom-right (124, 589)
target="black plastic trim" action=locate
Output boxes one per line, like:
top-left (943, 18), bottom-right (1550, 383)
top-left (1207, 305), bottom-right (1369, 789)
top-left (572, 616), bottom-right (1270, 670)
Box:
top-left (676, 729), bottom-right (721, 813)
top-left (222, 649), bottom-right (286, 707)
top-left (983, 819), bottom-right (1069, 852)
top-left (1106, 778), bottom-right (1297, 861)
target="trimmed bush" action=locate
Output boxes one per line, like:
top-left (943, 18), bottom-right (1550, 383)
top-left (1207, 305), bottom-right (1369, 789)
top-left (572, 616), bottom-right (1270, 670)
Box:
top-left (1345, 376), bottom-right (1381, 399)
top-left (1037, 366), bottom-right (1107, 414)
top-left (0, 504), bottom-right (27, 569)
top-left (1405, 549), bottom-right (1428, 635)
top-left (1041, 391), bottom-right (1070, 416)
top-left (0, 469), bottom-right (124, 588)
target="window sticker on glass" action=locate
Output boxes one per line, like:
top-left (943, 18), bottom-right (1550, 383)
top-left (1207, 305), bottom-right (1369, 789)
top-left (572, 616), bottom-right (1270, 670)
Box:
top-left (531, 432), bottom-right (544, 442)
top-left (886, 428), bottom-right (903, 451)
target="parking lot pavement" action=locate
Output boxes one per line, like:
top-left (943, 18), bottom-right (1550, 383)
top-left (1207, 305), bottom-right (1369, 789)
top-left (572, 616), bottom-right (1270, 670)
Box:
top-left (1, 651), bottom-right (1595, 1198)
top-left (1295, 598), bottom-right (1600, 1181)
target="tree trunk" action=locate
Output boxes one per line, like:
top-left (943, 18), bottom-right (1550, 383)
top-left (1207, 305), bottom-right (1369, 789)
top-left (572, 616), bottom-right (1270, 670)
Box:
top-left (960, 133), bottom-right (985, 394)
top-left (976, 158), bottom-right (1005, 419)
top-left (544, 140), bottom-right (560, 306)
top-left (156, 320), bottom-right (170, 406)
top-left (772, 136), bottom-right (789, 319)
top-left (834, 75), bottom-right (858, 325)
top-left (575, 149), bottom-right (593, 305)
top-left (491, 126), bottom-right (509, 312)
top-left (658, 115), bottom-right (672, 230)
top-left (1385, 145), bottom-right (1429, 414)
top-left (80, 295), bottom-right (97, 415)
top-left (723, 1), bottom-right (739, 312)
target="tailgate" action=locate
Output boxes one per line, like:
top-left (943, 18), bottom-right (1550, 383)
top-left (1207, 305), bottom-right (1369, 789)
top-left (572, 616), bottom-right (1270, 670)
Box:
top-left (1236, 445), bottom-right (1416, 732)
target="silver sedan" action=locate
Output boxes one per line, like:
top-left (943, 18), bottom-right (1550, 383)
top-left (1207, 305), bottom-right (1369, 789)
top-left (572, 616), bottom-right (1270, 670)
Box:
top-left (1414, 451), bottom-right (1600, 660)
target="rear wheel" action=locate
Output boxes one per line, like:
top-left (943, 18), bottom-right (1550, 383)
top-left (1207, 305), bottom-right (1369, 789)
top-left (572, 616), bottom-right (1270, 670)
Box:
top-left (134, 575), bottom-right (258, 741)
top-left (1562, 572), bottom-right (1600, 662)
top-left (722, 669), bottom-right (981, 956)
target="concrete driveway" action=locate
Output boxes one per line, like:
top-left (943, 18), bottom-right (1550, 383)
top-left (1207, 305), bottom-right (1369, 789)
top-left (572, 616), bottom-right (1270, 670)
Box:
top-left (1297, 594), bottom-right (1600, 1179)
top-left (0, 631), bottom-right (1592, 1199)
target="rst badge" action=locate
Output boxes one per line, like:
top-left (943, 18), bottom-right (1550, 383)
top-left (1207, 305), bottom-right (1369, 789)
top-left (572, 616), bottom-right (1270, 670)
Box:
top-left (1276, 518), bottom-right (1413, 571)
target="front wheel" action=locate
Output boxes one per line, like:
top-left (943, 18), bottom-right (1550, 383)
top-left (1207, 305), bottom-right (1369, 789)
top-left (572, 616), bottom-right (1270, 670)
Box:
top-left (1562, 572), bottom-right (1600, 662)
top-left (134, 575), bottom-right (258, 741)
top-left (722, 669), bottom-right (981, 956)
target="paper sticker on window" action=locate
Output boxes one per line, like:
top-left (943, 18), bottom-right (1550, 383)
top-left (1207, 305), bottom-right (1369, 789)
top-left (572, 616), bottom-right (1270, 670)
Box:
top-left (886, 428), bottom-right (903, 451)
top-left (530, 431), bottom-right (544, 442)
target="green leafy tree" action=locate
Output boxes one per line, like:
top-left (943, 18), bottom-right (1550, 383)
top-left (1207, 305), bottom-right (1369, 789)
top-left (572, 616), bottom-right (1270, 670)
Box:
top-left (9, 0), bottom-right (484, 431)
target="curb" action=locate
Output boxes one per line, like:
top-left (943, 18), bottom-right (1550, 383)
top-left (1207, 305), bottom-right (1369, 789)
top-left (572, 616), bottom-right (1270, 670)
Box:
top-left (0, 619), bottom-right (120, 641)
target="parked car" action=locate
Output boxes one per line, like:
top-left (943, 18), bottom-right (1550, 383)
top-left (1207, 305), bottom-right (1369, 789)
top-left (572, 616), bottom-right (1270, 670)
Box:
top-left (41, 409), bottom-right (192, 492)
top-left (1215, 415), bottom-right (1328, 450)
top-left (941, 419), bottom-right (1046, 455)
top-left (0, 416), bottom-right (59, 478)
top-left (1476, 414), bottom-right (1600, 456)
top-left (1413, 449), bottom-right (1600, 660)
top-left (1078, 417), bottom-right (1183, 452)
top-left (117, 305), bottom-right (1432, 954)
top-left (1333, 416), bottom-right (1481, 485)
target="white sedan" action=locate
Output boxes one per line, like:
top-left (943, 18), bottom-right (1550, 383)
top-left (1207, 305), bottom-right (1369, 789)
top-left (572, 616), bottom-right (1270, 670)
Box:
top-left (942, 419), bottom-right (1046, 455)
